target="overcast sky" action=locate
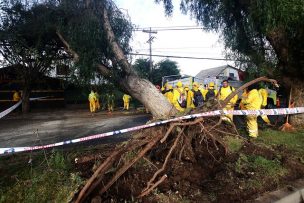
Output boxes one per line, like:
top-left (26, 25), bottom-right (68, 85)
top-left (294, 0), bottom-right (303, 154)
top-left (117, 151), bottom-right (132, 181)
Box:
top-left (115, 0), bottom-right (233, 76)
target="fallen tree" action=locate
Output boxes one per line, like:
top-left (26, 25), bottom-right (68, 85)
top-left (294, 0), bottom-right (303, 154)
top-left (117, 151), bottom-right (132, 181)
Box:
top-left (72, 77), bottom-right (284, 203)
top-left (55, 0), bottom-right (176, 118)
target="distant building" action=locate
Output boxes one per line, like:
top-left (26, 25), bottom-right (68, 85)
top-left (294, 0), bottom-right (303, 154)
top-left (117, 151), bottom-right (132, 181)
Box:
top-left (164, 65), bottom-right (245, 89)
top-left (0, 65), bottom-right (65, 111)
top-left (195, 65), bottom-right (245, 89)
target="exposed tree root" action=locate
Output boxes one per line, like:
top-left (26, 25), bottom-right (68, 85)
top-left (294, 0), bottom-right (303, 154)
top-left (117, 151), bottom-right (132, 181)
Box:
top-left (141, 127), bottom-right (185, 195)
top-left (98, 129), bottom-right (165, 196)
top-left (75, 132), bottom-right (156, 203)
top-left (74, 115), bottom-right (234, 202)
top-left (138, 174), bottom-right (167, 198)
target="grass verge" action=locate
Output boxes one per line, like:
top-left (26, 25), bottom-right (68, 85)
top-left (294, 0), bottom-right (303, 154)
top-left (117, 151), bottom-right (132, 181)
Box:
top-left (235, 153), bottom-right (287, 190)
top-left (224, 136), bottom-right (244, 153)
top-left (258, 129), bottom-right (304, 158)
top-left (0, 150), bottom-right (82, 203)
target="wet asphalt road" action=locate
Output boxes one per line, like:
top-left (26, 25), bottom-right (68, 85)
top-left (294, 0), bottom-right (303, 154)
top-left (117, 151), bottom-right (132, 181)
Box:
top-left (0, 109), bottom-right (151, 148)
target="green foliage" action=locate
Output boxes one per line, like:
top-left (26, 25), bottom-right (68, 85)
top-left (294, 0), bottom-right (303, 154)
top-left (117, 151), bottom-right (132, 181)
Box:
top-left (0, 151), bottom-right (82, 203)
top-left (133, 58), bottom-right (180, 85)
top-left (153, 59), bottom-right (180, 85)
top-left (56, 0), bottom-right (133, 83)
top-left (157, 0), bottom-right (304, 79)
top-left (0, 0), bottom-right (134, 86)
top-left (224, 136), bottom-right (244, 152)
top-left (258, 129), bottom-right (304, 158)
top-left (235, 153), bottom-right (249, 173)
top-left (49, 151), bottom-right (70, 171)
top-left (0, 2), bottom-right (67, 80)
top-left (234, 153), bottom-right (287, 189)
top-left (133, 58), bottom-right (150, 79)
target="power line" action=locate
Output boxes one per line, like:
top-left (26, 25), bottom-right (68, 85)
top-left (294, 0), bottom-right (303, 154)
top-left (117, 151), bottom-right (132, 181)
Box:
top-left (129, 53), bottom-right (249, 62)
top-left (134, 27), bottom-right (206, 32)
top-left (134, 46), bottom-right (222, 50)
top-left (137, 25), bottom-right (201, 29)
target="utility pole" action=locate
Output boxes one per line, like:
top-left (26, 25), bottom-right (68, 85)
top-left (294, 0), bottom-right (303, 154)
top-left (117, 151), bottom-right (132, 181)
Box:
top-left (143, 27), bottom-right (157, 81)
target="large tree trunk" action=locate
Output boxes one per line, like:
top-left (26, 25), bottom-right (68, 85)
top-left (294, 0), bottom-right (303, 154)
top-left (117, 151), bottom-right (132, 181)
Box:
top-left (283, 78), bottom-right (304, 128)
top-left (99, 5), bottom-right (177, 118)
top-left (267, 28), bottom-right (304, 128)
top-left (119, 74), bottom-right (176, 118)
top-left (22, 85), bottom-right (31, 113)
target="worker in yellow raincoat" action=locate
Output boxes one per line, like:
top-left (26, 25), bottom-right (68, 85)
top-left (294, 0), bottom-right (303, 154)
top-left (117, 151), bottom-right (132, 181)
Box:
top-left (95, 91), bottom-right (101, 111)
top-left (205, 82), bottom-right (218, 101)
top-left (218, 80), bottom-right (238, 123)
top-left (258, 86), bottom-right (271, 125)
top-left (239, 88), bottom-right (248, 110)
top-left (200, 84), bottom-right (208, 101)
top-left (184, 85), bottom-right (194, 109)
top-left (241, 84), bottom-right (263, 138)
top-left (161, 82), bottom-right (168, 94)
top-left (164, 85), bottom-right (174, 104)
top-left (123, 94), bottom-right (131, 110)
top-left (12, 90), bottom-right (21, 102)
top-left (172, 81), bottom-right (186, 112)
top-left (88, 90), bottom-right (97, 113)
top-left (192, 82), bottom-right (204, 108)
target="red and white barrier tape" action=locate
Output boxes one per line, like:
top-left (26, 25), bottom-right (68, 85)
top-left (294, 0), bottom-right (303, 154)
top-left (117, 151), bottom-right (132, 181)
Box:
top-left (0, 100), bottom-right (22, 119)
top-left (0, 97), bottom-right (50, 119)
top-left (1, 107), bottom-right (303, 155)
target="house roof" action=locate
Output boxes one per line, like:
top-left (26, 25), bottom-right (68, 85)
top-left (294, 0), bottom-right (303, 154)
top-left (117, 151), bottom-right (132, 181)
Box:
top-left (195, 65), bottom-right (242, 80)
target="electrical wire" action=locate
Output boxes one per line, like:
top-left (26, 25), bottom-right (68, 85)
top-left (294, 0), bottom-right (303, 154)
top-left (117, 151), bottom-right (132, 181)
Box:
top-left (133, 25), bottom-right (207, 32)
top-left (128, 53), bottom-right (249, 62)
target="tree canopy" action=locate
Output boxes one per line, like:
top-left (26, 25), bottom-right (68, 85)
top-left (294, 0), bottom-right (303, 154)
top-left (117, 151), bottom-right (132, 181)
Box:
top-left (0, 2), bottom-right (67, 80)
top-left (55, 0), bottom-right (133, 84)
top-left (156, 0), bottom-right (304, 80)
top-left (133, 58), bottom-right (180, 85)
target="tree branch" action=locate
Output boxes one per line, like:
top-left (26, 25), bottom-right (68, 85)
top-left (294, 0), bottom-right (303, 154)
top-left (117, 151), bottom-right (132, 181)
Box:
top-left (222, 76), bottom-right (278, 107)
top-left (100, 5), bottom-right (133, 75)
top-left (97, 63), bottom-right (111, 77)
top-left (56, 30), bottom-right (79, 62)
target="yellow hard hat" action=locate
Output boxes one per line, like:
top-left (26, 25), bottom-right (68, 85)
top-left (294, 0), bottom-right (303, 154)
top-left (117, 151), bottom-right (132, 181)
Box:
top-left (193, 82), bottom-right (199, 87)
top-left (168, 85), bottom-right (173, 89)
top-left (209, 82), bottom-right (215, 87)
top-left (177, 81), bottom-right (183, 87)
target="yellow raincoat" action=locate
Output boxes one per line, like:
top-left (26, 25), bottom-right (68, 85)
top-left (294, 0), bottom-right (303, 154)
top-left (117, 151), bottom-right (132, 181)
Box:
top-left (13, 91), bottom-right (21, 102)
top-left (164, 85), bottom-right (174, 104)
top-left (88, 91), bottom-right (97, 113)
top-left (185, 88), bottom-right (194, 108)
top-left (218, 86), bottom-right (238, 122)
top-left (241, 89), bottom-right (262, 138)
top-left (258, 88), bottom-right (271, 124)
top-left (172, 81), bottom-right (185, 112)
top-left (123, 94), bottom-right (131, 110)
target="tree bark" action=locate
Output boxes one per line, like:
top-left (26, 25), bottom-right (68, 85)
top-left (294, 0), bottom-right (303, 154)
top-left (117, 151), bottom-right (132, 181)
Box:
top-left (282, 78), bottom-right (304, 128)
top-left (98, 5), bottom-right (176, 118)
top-left (58, 3), bottom-right (177, 118)
top-left (118, 74), bottom-right (176, 118)
top-left (22, 84), bottom-right (31, 113)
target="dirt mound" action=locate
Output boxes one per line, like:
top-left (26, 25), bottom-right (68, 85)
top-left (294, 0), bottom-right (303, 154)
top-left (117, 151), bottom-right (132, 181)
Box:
top-left (72, 115), bottom-right (304, 203)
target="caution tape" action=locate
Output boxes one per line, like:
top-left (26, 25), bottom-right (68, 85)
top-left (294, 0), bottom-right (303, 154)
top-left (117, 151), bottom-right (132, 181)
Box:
top-left (0, 97), bottom-right (50, 119)
top-left (0, 100), bottom-right (22, 119)
top-left (0, 107), bottom-right (303, 155)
